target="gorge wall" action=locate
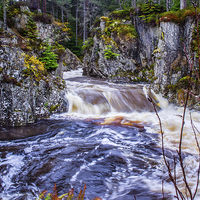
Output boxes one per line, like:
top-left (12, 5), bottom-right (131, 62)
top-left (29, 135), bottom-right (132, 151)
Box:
top-left (83, 14), bottom-right (198, 106)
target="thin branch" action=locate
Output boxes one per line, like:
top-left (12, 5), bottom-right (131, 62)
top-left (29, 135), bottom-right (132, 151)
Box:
top-left (190, 113), bottom-right (200, 199)
top-left (148, 97), bottom-right (185, 199)
top-left (174, 155), bottom-right (179, 199)
top-left (177, 43), bottom-right (194, 200)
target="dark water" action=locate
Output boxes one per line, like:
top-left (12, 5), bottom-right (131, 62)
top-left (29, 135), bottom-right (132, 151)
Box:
top-left (1, 69), bottom-right (199, 200)
top-left (0, 118), bottom-right (171, 200)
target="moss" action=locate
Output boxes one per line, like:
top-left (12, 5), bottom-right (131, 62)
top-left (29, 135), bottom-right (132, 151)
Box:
top-left (101, 16), bottom-right (109, 22)
top-left (159, 7), bottom-right (199, 24)
top-left (102, 35), bottom-right (117, 46)
top-left (109, 9), bottom-right (131, 20)
top-left (0, 67), bottom-right (3, 73)
top-left (103, 18), bottom-right (138, 41)
top-left (16, 82), bottom-right (22, 87)
top-left (49, 104), bottom-right (60, 112)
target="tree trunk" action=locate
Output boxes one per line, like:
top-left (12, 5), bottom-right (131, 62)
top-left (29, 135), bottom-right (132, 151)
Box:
top-left (118, 0), bottom-right (122, 9)
top-left (43, 0), bottom-right (46, 13)
top-left (65, 4), bottom-right (68, 22)
top-left (180, 0), bottom-right (187, 9)
top-left (56, 3), bottom-right (58, 20)
top-left (76, 0), bottom-right (78, 46)
top-left (131, 0), bottom-right (136, 8)
top-left (38, 0), bottom-right (40, 10)
top-left (83, 0), bottom-right (86, 43)
top-left (52, 1), bottom-right (55, 17)
top-left (61, 8), bottom-right (64, 23)
top-left (3, 0), bottom-right (7, 31)
top-left (166, 0), bottom-right (169, 11)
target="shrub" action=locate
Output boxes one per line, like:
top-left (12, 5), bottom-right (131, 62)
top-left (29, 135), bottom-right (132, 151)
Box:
top-left (139, 0), bottom-right (165, 25)
top-left (23, 53), bottom-right (46, 78)
top-left (109, 9), bottom-right (131, 20)
top-left (82, 38), bottom-right (94, 52)
top-left (103, 19), bottom-right (138, 40)
top-left (39, 46), bottom-right (59, 70)
top-left (104, 45), bottom-right (120, 59)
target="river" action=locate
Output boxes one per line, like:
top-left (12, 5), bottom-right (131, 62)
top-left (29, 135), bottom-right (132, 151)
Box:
top-left (0, 69), bottom-right (200, 200)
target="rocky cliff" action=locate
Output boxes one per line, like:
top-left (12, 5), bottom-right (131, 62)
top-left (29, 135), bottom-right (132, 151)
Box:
top-left (83, 11), bottom-right (199, 106)
top-left (0, 6), bottom-right (81, 126)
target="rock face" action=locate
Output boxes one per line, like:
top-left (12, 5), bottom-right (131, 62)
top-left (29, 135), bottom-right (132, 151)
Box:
top-left (63, 48), bottom-right (82, 71)
top-left (83, 15), bottom-right (198, 104)
top-left (0, 6), bottom-right (83, 126)
top-left (83, 34), bottom-right (139, 83)
top-left (0, 46), bottom-right (68, 126)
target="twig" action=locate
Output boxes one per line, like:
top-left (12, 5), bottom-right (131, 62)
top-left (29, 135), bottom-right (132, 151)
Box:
top-left (174, 155), bottom-right (179, 199)
top-left (162, 179), bottom-right (164, 199)
top-left (148, 97), bottom-right (185, 199)
top-left (190, 113), bottom-right (200, 199)
top-left (177, 43), bottom-right (194, 200)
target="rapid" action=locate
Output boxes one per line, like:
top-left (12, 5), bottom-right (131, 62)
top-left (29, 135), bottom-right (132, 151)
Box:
top-left (0, 69), bottom-right (200, 200)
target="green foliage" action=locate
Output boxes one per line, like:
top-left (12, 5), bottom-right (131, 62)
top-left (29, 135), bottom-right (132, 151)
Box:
top-left (39, 46), bottom-right (59, 70)
top-left (139, 0), bottom-right (166, 25)
top-left (82, 38), bottom-right (94, 51)
top-left (109, 9), bottom-right (131, 20)
top-left (104, 45), bottom-right (120, 59)
top-left (170, 0), bottom-right (180, 11)
top-left (25, 17), bottom-right (39, 48)
top-left (49, 104), bottom-right (60, 112)
top-left (17, 28), bottom-right (29, 37)
top-left (159, 7), bottom-right (198, 23)
top-left (61, 21), bottom-right (83, 59)
top-left (52, 42), bottom-right (65, 54)
top-left (103, 18), bottom-right (138, 40)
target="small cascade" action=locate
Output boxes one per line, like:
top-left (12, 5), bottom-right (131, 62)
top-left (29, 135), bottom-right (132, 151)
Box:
top-left (64, 70), bottom-right (167, 116)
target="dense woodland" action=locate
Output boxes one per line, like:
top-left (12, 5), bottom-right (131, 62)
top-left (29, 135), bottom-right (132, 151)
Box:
top-left (0, 0), bottom-right (196, 58)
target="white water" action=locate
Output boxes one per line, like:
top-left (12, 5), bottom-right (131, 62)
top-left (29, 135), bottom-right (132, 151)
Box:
top-left (1, 69), bottom-right (200, 200)
top-left (58, 69), bottom-right (200, 198)
top-left (61, 69), bottom-right (200, 154)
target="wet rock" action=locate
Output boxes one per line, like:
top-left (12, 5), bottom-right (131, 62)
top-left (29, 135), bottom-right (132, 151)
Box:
top-left (0, 46), bottom-right (68, 126)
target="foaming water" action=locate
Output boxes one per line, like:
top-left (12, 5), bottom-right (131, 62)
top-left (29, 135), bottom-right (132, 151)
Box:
top-left (0, 69), bottom-right (200, 199)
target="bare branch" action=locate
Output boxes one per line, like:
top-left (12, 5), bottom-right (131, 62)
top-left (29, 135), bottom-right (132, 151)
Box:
top-left (190, 113), bottom-right (200, 199)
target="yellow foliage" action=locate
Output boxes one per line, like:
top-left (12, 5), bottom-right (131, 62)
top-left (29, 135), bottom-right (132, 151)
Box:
top-left (102, 35), bottom-right (117, 46)
top-left (53, 21), bottom-right (70, 33)
top-left (21, 53), bottom-right (46, 79)
top-left (101, 16), bottom-right (109, 22)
